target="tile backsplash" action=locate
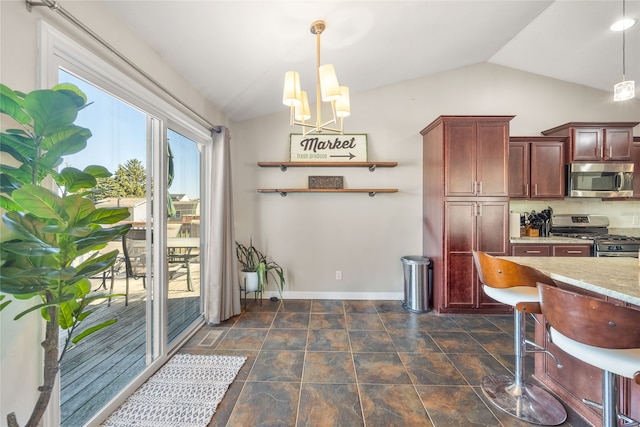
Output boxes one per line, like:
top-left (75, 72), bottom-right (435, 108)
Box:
top-left (510, 199), bottom-right (640, 230)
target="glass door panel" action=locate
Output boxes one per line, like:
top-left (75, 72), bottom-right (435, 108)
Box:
top-left (58, 70), bottom-right (152, 427)
top-left (166, 129), bottom-right (202, 344)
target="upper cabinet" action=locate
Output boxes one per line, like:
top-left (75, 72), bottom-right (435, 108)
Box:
top-left (423, 116), bottom-right (513, 197)
top-left (509, 137), bottom-right (565, 199)
top-left (542, 122), bottom-right (639, 162)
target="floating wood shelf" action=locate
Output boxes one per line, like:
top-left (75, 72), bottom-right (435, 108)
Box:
top-left (257, 161), bottom-right (398, 172)
top-left (257, 188), bottom-right (398, 197)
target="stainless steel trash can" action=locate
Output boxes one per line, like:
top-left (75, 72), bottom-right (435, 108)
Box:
top-left (401, 256), bottom-right (432, 313)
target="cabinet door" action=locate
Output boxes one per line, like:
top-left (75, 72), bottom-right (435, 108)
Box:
top-left (476, 200), bottom-right (510, 308)
top-left (509, 141), bottom-right (529, 198)
top-left (477, 121), bottom-right (509, 196)
top-left (530, 141), bottom-right (565, 198)
top-left (552, 245), bottom-right (591, 257)
top-left (571, 128), bottom-right (602, 161)
top-left (445, 122), bottom-right (476, 196)
top-left (445, 201), bottom-right (476, 308)
top-left (511, 245), bottom-right (550, 256)
top-left (603, 128), bottom-right (632, 161)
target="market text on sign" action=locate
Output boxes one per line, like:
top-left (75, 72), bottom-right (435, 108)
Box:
top-left (299, 137), bottom-right (357, 153)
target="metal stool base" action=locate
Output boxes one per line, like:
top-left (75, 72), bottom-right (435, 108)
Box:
top-left (482, 375), bottom-right (567, 426)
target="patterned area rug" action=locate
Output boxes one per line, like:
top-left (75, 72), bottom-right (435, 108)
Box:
top-left (103, 354), bottom-right (246, 427)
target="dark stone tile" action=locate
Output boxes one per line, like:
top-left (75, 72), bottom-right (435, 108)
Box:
top-left (311, 300), bottom-right (344, 314)
top-left (279, 299), bottom-right (312, 312)
top-left (447, 353), bottom-right (513, 386)
top-left (352, 352), bottom-right (412, 384)
top-left (297, 383), bottom-right (363, 427)
top-left (302, 352), bottom-right (356, 384)
top-left (273, 311), bottom-right (310, 329)
top-left (399, 352), bottom-right (467, 386)
top-left (309, 313), bottom-right (346, 330)
top-left (484, 315), bottom-right (515, 335)
top-left (216, 328), bottom-right (267, 351)
top-left (344, 300), bottom-right (377, 314)
top-left (242, 298), bottom-right (280, 312)
top-left (430, 331), bottom-right (489, 354)
top-left (349, 330), bottom-right (396, 352)
top-left (345, 313), bottom-right (384, 330)
top-left (452, 315), bottom-right (505, 333)
top-left (380, 312), bottom-right (462, 332)
top-left (373, 300), bottom-right (407, 314)
top-left (469, 331), bottom-right (514, 355)
top-left (247, 350), bottom-right (304, 382)
top-left (359, 384), bottom-right (432, 426)
top-left (307, 329), bottom-right (350, 351)
top-left (389, 329), bottom-right (441, 353)
top-left (416, 385), bottom-right (500, 426)
top-left (263, 329), bottom-right (308, 350)
top-left (233, 311), bottom-right (276, 328)
top-left (227, 381), bottom-right (299, 426)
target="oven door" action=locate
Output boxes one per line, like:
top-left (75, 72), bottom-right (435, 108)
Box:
top-left (596, 251), bottom-right (639, 258)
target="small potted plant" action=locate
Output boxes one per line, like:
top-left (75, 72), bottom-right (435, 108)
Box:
top-left (235, 239), bottom-right (285, 301)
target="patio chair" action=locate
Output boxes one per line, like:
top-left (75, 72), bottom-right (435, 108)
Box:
top-left (119, 228), bottom-right (148, 306)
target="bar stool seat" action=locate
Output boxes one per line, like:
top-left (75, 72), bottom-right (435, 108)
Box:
top-left (473, 251), bottom-right (567, 426)
top-left (539, 283), bottom-right (640, 427)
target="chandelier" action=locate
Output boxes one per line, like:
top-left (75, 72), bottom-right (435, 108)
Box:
top-left (613, 0), bottom-right (636, 101)
top-left (282, 20), bottom-right (350, 135)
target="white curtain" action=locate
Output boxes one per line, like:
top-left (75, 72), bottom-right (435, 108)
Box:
top-left (203, 126), bottom-right (241, 324)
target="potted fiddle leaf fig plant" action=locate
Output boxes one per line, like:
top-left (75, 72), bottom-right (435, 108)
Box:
top-left (0, 83), bottom-right (131, 427)
top-left (235, 239), bottom-right (285, 301)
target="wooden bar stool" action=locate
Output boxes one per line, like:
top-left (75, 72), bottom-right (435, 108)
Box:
top-left (538, 283), bottom-right (640, 427)
top-left (473, 251), bottom-right (567, 425)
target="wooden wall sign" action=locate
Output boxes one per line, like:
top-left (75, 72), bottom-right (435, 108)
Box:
top-left (308, 176), bottom-right (344, 189)
top-left (290, 134), bottom-right (368, 162)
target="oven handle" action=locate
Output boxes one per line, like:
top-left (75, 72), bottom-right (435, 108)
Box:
top-left (615, 172), bottom-right (624, 191)
top-left (596, 252), bottom-right (639, 258)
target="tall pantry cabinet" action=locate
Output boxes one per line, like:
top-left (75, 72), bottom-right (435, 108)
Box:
top-left (421, 116), bottom-right (514, 314)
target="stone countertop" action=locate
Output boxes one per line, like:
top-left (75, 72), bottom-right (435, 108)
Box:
top-left (509, 236), bottom-right (592, 244)
top-left (504, 256), bottom-right (640, 306)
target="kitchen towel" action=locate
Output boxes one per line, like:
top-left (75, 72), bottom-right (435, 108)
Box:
top-left (509, 212), bottom-right (521, 238)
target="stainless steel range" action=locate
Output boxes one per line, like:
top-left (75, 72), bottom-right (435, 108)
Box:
top-left (550, 214), bottom-right (640, 258)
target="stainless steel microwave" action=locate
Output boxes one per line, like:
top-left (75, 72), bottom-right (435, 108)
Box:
top-left (567, 163), bottom-right (634, 198)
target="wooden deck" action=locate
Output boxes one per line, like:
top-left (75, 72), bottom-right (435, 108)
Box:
top-left (59, 259), bottom-right (201, 426)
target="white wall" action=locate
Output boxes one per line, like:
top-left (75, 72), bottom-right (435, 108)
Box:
top-left (232, 62), bottom-right (640, 298)
top-left (0, 0), bottom-right (225, 424)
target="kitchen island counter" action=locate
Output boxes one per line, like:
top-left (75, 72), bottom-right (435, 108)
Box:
top-left (504, 256), bottom-right (639, 305)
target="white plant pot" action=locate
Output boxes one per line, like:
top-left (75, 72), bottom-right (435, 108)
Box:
top-left (239, 271), bottom-right (259, 292)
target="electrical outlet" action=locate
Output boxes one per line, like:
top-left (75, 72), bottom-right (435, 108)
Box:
top-left (335, 270), bottom-right (342, 280)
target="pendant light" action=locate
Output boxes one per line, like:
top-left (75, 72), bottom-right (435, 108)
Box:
top-left (613, 0), bottom-right (636, 101)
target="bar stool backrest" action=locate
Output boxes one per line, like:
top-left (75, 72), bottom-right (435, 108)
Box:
top-left (538, 283), bottom-right (640, 350)
top-left (473, 251), bottom-right (556, 289)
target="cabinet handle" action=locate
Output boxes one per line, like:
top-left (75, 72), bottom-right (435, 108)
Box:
top-left (534, 184), bottom-right (538, 196)
top-left (478, 181), bottom-right (482, 195)
top-left (472, 182), bottom-right (476, 195)
top-left (525, 184), bottom-right (529, 196)
top-left (477, 203), bottom-right (482, 216)
top-left (566, 250), bottom-right (583, 254)
top-left (525, 250), bottom-right (542, 254)
top-left (608, 146), bottom-right (612, 159)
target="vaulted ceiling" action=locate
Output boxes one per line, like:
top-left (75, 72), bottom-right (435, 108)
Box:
top-left (105, 1), bottom-right (640, 122)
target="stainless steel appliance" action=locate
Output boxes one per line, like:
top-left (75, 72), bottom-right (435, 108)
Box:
top-left (567, 163), bottom-right (634, 198)
top-left (550, 214), bottom-right (640, 257)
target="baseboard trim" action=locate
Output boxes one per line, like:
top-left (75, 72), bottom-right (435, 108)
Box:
top-left (261, 291), bottom-right (404, 300)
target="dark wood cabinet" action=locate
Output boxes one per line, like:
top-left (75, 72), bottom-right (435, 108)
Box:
top-left (421, 115), bottom-right (513, 314)
top-left (509, 137), bottom-right (565, 199)
top-left (631, 137), bottom-right (640, 199)
top-left (510, 243), bottom-right (591, 257)
top-left (445, 199), bottom-right (510, 310)
top-left (541, 122), bottom-right (638, 162)
top-left (445, 119), bottom-right (509, 197)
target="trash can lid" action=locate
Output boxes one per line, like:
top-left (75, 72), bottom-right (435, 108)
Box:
top-left (401, 256), bottom-right (430, 265)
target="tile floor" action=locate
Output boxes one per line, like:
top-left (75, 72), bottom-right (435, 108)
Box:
top-left (179, 299), bottom-right (591, 427)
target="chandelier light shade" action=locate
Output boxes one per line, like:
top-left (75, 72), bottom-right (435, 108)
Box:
top-left (613, 0), bottom-right (636, 101)
top-left (283, 20), bottom-right (351, 135)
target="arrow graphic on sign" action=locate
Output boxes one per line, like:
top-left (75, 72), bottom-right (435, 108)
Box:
top-left (330, 153), bottom-right (356, 160)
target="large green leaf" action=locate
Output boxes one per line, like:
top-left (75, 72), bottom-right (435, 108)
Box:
top-left (0, 194), bottom-right (20, 212)
top-left (12, 184), bottom-right (64, 221)
top-left (62, 194), bottom-right (94, 225)
top-left (39, 125), bottom-right (90, 153)
top-left (75, 250), bottom-right (118, 279)
top-left (2, 211), bottom-right (48, 243)
top-left (14, 292), bottom-right (76, 320)
top-left (0, 84), bottom-right (30, 124)
top-left (72, 319), bottom-right (117, 344)
top-left (1, 240), bottom-right (59, 257)
top-left (0, 132), bottom-right (32, 164)
top-left (0, 164), bottom-right (32, 187)
top-left (24, 90), bottom-right (77, 137)
top-left (59, 167), bottom-right (97, 193)
top-left (0, 276), bottom-right (50, 295)
top-left (83, 165), bottom-right (111, 179)
top-left (52, 83), bottom-right (88, 109)
top-left (85, 207), bottom-right (131, 225)
top-left (74, 224), bottom-right (130, 253)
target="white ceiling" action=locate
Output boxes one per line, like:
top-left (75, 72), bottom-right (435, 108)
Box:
top-left (104, 0), bottom-right (640, 122)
